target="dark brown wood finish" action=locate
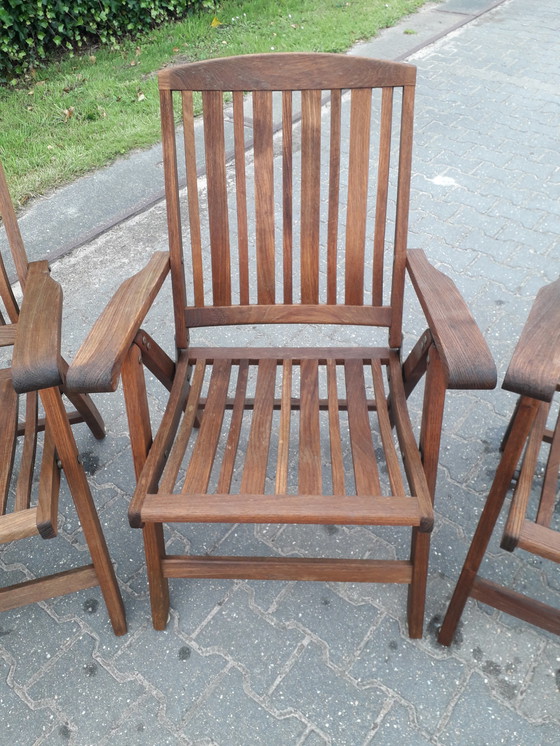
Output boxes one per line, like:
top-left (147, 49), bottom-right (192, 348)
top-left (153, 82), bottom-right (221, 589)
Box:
top-left (66, 54), bottom-right (495, 638)
top-left (0, 163), bottom-right (126, 633)
top-left (440, 278), bottom-right (560, 643)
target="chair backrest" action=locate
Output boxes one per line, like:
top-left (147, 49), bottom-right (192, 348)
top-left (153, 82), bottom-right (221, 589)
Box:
top-left (158, 53), bottom-right (416, 350)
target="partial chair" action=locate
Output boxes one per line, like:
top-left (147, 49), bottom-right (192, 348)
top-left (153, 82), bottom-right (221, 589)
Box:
top-left (0, 163), bottom-right (126, 635)
top-left (439, 277), bottom-right (560, 643)
top-left (68, 53), bottom-right (496, 638)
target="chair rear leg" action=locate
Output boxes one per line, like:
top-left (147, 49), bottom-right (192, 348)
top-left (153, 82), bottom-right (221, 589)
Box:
top-left (438, 396), bottom-right (540, 646)
top-left (40, 387), bottom-right (127, 635)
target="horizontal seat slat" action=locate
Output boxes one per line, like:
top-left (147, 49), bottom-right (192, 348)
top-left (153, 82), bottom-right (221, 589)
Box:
top-left (162, 555), bottom-right (414, 583)
top-left (185, 304), bottom-right (392, 327)
top-left (141, 493), bottom-right (426, 527)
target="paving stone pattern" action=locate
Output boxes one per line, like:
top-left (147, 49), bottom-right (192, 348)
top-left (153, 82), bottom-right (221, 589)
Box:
top-left (1, 0), bottom-right (559, 743)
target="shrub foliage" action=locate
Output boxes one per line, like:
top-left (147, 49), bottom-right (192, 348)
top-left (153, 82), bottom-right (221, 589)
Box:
top-left (0, 0), bottom-right (207, 82)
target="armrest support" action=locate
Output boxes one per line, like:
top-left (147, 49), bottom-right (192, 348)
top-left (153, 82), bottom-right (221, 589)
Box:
top-left (66, 252), bottom-right (170, 393)
top-left (406, 249), bottom-right (496, 390)
top-left (12, 261), bottom-right (63, 393)
top-left (503, 277), bottom-right (560, 402)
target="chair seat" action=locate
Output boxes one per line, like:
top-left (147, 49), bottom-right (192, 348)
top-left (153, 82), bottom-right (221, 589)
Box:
top-left (141, 346), bottom-right (432, 531)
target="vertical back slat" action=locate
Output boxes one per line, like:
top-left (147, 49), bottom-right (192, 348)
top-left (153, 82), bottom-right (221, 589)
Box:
top-left (183, 359), bottom-right (232, 494)
top-left (389, 85), bottom-right (414, 348)
top-left (372, 87), bottom-right (393, 306)
top-left (299, 359), bottom-right (322, 494)
top-left (233, 91), bottom-right (250, 305)
top-left (275, 360), bottom-right (292, 494)
top-left (182, 91), bottom-right (205, 307)
top-left (345, 88), bottom-right (372, 305)
top-left (160, 89), bottom-right (189, 348)
top-left (326, 89), bottom-right (341, 305)
top-left (300, 90), bottom-right (322, 304)
top-left (282, 91), bottom-right (293, 304)
top-left (203, 90), bottom-right (232, 306)
top-left (216, 360), bottom-right (249, 493)
top-left (240, 359), bottom-right (276, 493)
top-left (253, 91), bottom-right (276, 304)
top-left (14, 391), bottom-right (38, 511)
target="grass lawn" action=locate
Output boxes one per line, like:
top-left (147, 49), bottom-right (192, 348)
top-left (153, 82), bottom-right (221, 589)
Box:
top-left (0, 0), bottom-right (428, 207)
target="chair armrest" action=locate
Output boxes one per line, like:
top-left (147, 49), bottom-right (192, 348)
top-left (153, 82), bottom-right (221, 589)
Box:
top-left (503, 277), bottom-right (560, 402)
top-left (12, 261), bottom-right (63, 393)
top-left (66, 252), bottom-right (170, 393)
top-left (406, 249), bottom-right (496, 390)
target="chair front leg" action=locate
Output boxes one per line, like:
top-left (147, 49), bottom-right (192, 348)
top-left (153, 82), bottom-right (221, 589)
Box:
top-left (143, 522), bottom-right (170, 630)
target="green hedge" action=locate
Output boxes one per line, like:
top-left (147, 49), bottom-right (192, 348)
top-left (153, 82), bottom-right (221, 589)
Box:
top-left (0, 0), bottom-right (207, 82)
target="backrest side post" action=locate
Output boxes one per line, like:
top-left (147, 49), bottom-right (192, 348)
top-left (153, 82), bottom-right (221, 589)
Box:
top-left (389, 83), bottom-right (415, 348)
top-left (159, 89), bottom-right (189, 350)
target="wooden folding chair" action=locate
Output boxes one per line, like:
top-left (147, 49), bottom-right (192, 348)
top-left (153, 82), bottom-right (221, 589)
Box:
top-left (439, 277), bottom-right (560, 643)
top-left (68, 54), bottom-right (496, 638)
top-left (0, 164), bottom-right (126, 635)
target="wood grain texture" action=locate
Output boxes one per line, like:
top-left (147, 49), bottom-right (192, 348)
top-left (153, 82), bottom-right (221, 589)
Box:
top-left (503, 277), bottom-right (560, 401)
top-left (389, 85), bottom-right (414, 348)
top-left (406, 249), bottom-right (496, 390)
top-left (182, 91), bottom-right (205, 307)
top-left (162, 555), bottom-right (413, 583)
top-left (15, 391), bottom-right (38, 511)
top-left (0, 378), bottom-right (18, 514)
top-left (142, 493), bottom-right (423, 526)
top-left (67, 252), bottom-right (169, 393)
top-left (501, 401), bottom-right (548, 551)
top-left (344, 88), bottom-right (371, 305)
top-left (161, 88), bottom-right (189, 348)
top-left (0, 161), bottom-right (28, 289)
top-left (300, 89), bottom-right (322, 304)
top-left (253, 91), bottom-right (276, 304)
top-left (471, 577), bottom-right (560, 636)
top-left (0, 566), bottom-right (99, 612)
top-left (203, 90), bottom-right (232, 306)
top-left (240, 358), bottom-right (276, 493)
top-left (159, 53), bottom-right (416, 91)
top-left (233, 91), bottom-right (250, 305)
top-left (372, 87), bottom-right (393, 306)
top-left (282, 91), bottom-right (293, 304)
top-left (12, 261), bottom-right (62, 393)
top-left (299, 359), bottom-right (322, 493)
top-left (344, 358), bottom-right (381, 495)
top-left (128, 352), bottom-right (193, 527)
top-left (185, 304), bottom-right (392, 327)
top-left (326, 89), bottom-right (341, 305)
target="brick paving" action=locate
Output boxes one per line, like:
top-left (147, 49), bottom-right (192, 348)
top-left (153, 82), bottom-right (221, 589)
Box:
top-left (1, 0), bottom-right (559, 743)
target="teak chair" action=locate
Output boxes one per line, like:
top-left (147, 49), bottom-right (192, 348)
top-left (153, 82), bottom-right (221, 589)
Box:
top-left (0, 163), bottom-right (126, 635)
top-left (439, 278), bottom-right (560, 643)
top-left (68, 54), bottom-right (496, 638)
